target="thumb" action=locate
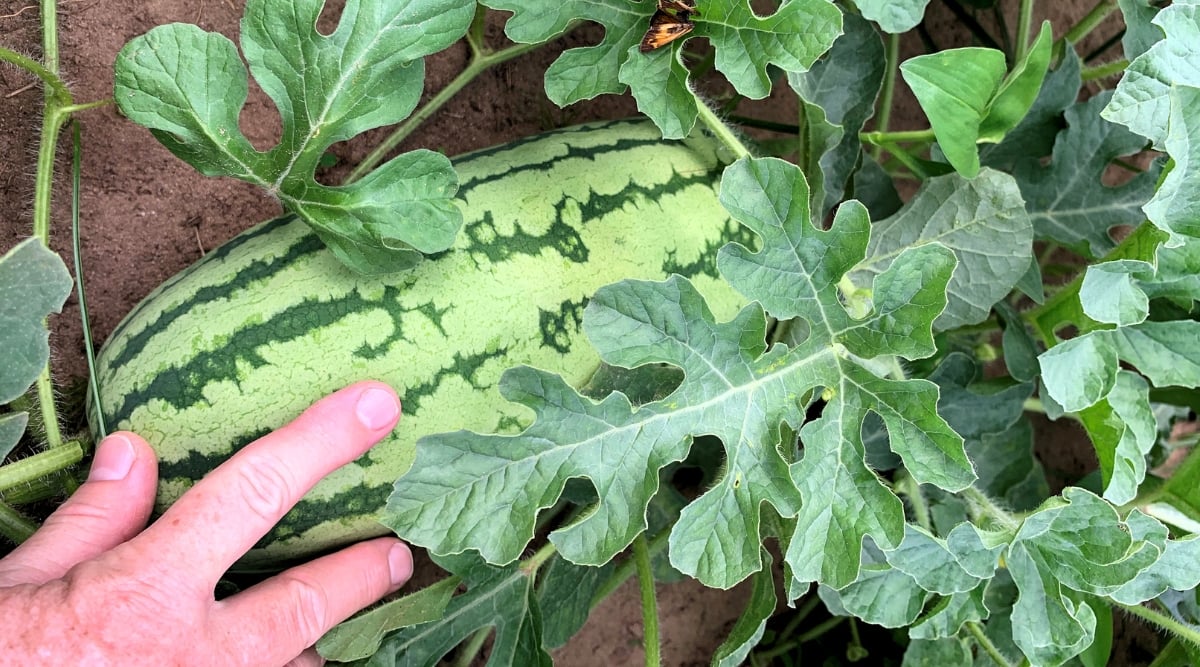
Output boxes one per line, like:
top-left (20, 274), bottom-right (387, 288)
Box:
top-left (0, 433), bottom-right (158, 586)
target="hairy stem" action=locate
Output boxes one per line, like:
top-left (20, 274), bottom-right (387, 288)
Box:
top-left (967, 621), bottom-right (1013, 667)
top-left (633, 533), bottom-right (662, 667)
top-left (872, 32), bottom-right (900, 161)
top-left (0, 442), bottom-right (84, 494)
top-left (1082, 59), bottom-right (1129, 81)
top-left (862, 129), bottom-right (936, 145)
top-left (0, 501), bottom-right (37, 543)
top-left (1119, 601), bottom-right (1200, 650)
top-left (695, 98), bottom-right (753, 161)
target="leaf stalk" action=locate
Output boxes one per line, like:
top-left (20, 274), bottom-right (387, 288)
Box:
top-left (633, 533), bottom-right (662, 667)
top-left (345, 40), bottom-right (543, 184)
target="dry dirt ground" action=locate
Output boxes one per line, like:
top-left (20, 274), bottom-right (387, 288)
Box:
top-left (0, 0), bottom-right (1164, 664)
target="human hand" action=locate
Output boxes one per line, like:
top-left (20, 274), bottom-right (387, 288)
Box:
top-left (0, 381), bottom-right (412, 667)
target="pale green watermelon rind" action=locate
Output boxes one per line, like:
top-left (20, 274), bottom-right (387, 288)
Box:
top-left (91, 120), bottom-right (750, 565)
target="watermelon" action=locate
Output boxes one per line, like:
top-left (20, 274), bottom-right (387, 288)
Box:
top-left (90, 120), bottom-right (749, 567)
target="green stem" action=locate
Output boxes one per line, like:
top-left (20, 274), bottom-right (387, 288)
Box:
top-left (0, 47), bottom-right (70, 101)
top-left (452, 628), bottom-right (491, 667)
top-left (795, 615), bottom-right (844, 643)
top-left (1014, 0), bottom-right (1035, 64)
top-left (344, 40), bottom-right (542, 183)
top-left (40, 0), bottom-right (59, 75)
top-left (872, 32), bottom-right (900, 161)
top-left (896, 470), bottom-right (932, 532)
top-left (590, 528), bottom-right (671, 606)
top-left (1058, 0), bottom-right (1118, 60)
top-left (1119, 602), bottom-right (1200, 650)
top-left (775, 595), bottom-right (821, 643)
top-left (728, 115), bottom-right (799, 135)
top-left (35, 365), bottom-right (63, 448)
top-left (880, 142), bottom-right (930, 180)
top-left (695, 98), bottom-right (752, 161)
top-left (0, 443), bottom-right (84, 494)
top-left (961, 486), bottom-right (1022, 532)
top-left (0, 501), bottom-right (37, 544)
top-left (1082, 59), bottom-right (1129, 82)
top-left (967, 620), bottom-right (1013, 667)
top-left (521, 539), bottom-right (558, 576)
top-left (861, 129), bottom-right (936, 145)
top-left (633, 534), bottom-right (661, 667)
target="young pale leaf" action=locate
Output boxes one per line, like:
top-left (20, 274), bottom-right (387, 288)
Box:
top-left (316, 578), bottom-right (457, 662)
top-left (901, 637), bottom-right (973, 667)
top-left (0, 238), bottom-right (73, 404)
top-left (1143, 86), bottom-right (1200, 243)
top-left (1008, 488), bottom-right (1163, 666)
top-left (817, 543), bottom-right (928, 628)
top-left (1140, 234), bottom-right (1200, 303)
top-left (1015, 93), bottom-right (1163, 258)
top-left (1079, 259), bottom-right (1155, 326)
top-left (1077, 372), bottom-right (1156, 505)
top-left (885, 525), bottom-right (999, 595)
top-left (387, 157), bottom-right (966, 591)
top-left (1043, 320), bottom-right (1200, 416)
top-left (712, 550), bottom-right (777, 667)
top-left (851, 169), bottom-right (1032, 330)
top-left (1117, 0), bottom-right (1164, 61)
top-left (114, 0), bottom-right (473, 274)
top-left (361, 554), bottom-right (550, 667)
top-left (900, 48), bottom-right (1007, 177)
top-left (907, 585), bottom-right (990, 640)
top-left (789, 12), bottom-right (885, 219)
top-left (855, 0), bottom-right (932, 34)
top-left (981, 47), bottom-right (1082, 171)
top-left (1103, 0), bottom-right (1200, 149)
top-left (1109, 525), bottom-right (1200, 605)
top-left (977, 22), bottom-right (1053, 143)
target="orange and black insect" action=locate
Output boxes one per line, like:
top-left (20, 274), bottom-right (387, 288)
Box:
top-left (639, 0), bottom-right (699, 53)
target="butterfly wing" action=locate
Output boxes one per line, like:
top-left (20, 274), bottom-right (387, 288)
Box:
top-left (639, 9), bottom-right (694, 52)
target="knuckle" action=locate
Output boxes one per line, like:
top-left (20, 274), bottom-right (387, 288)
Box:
top-left (279, 575), bottom-right (332, 641)
top-left (234, 454), bottom-right (298, 522)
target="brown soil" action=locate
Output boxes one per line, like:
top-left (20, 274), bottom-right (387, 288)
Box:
top-left (0, 1), bottom-right (1161, 665)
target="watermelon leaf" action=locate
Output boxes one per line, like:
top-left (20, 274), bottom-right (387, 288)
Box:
top-left (1015, 93), bottom-right (1163, 259)
top-left (483, 0), bottom-right (841, 137)
top-left (362, 553), bottom-right (551, 666)
top-left (850, 169), bottom-right (1033, 330)
top-left (1102, 0), bottom-right (1200, 150)
top-left (316, 578), bottom-right (457, 662)
top-left (855, 0), bottom-right (932, 33)
top-left (0, 238), bottom-right (73, 406)
top-left (386, 156), bottom-right (971, 590)
top-left (113, 0), bottom-right (474, 275)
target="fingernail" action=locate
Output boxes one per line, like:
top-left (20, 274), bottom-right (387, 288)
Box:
top-left (388, 542), bottom-right (413, 586)
top-left (356, 387), bottom-right (400, 431)
top-left (89, 434), bottom-right (136, 481)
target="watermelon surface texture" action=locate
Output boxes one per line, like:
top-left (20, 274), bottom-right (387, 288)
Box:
top-left (91, 120), bottom-right (748, 567)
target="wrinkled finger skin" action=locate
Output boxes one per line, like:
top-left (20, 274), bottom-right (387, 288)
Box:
top-left (0, 381), bottom-right (413, 666)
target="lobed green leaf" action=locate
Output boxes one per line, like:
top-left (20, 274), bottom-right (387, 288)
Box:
top-left (114, 0), bottom-right (474, 274)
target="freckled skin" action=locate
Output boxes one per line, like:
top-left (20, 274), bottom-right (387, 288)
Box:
top-left (0, 382), bottom-right (414, 666)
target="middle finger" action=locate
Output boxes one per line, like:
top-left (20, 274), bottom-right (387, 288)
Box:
top-left (136, 381), bottom-right (401, 584)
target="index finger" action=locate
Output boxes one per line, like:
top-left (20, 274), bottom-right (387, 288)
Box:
top-left (139, 381), bottom-right (401, 584)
